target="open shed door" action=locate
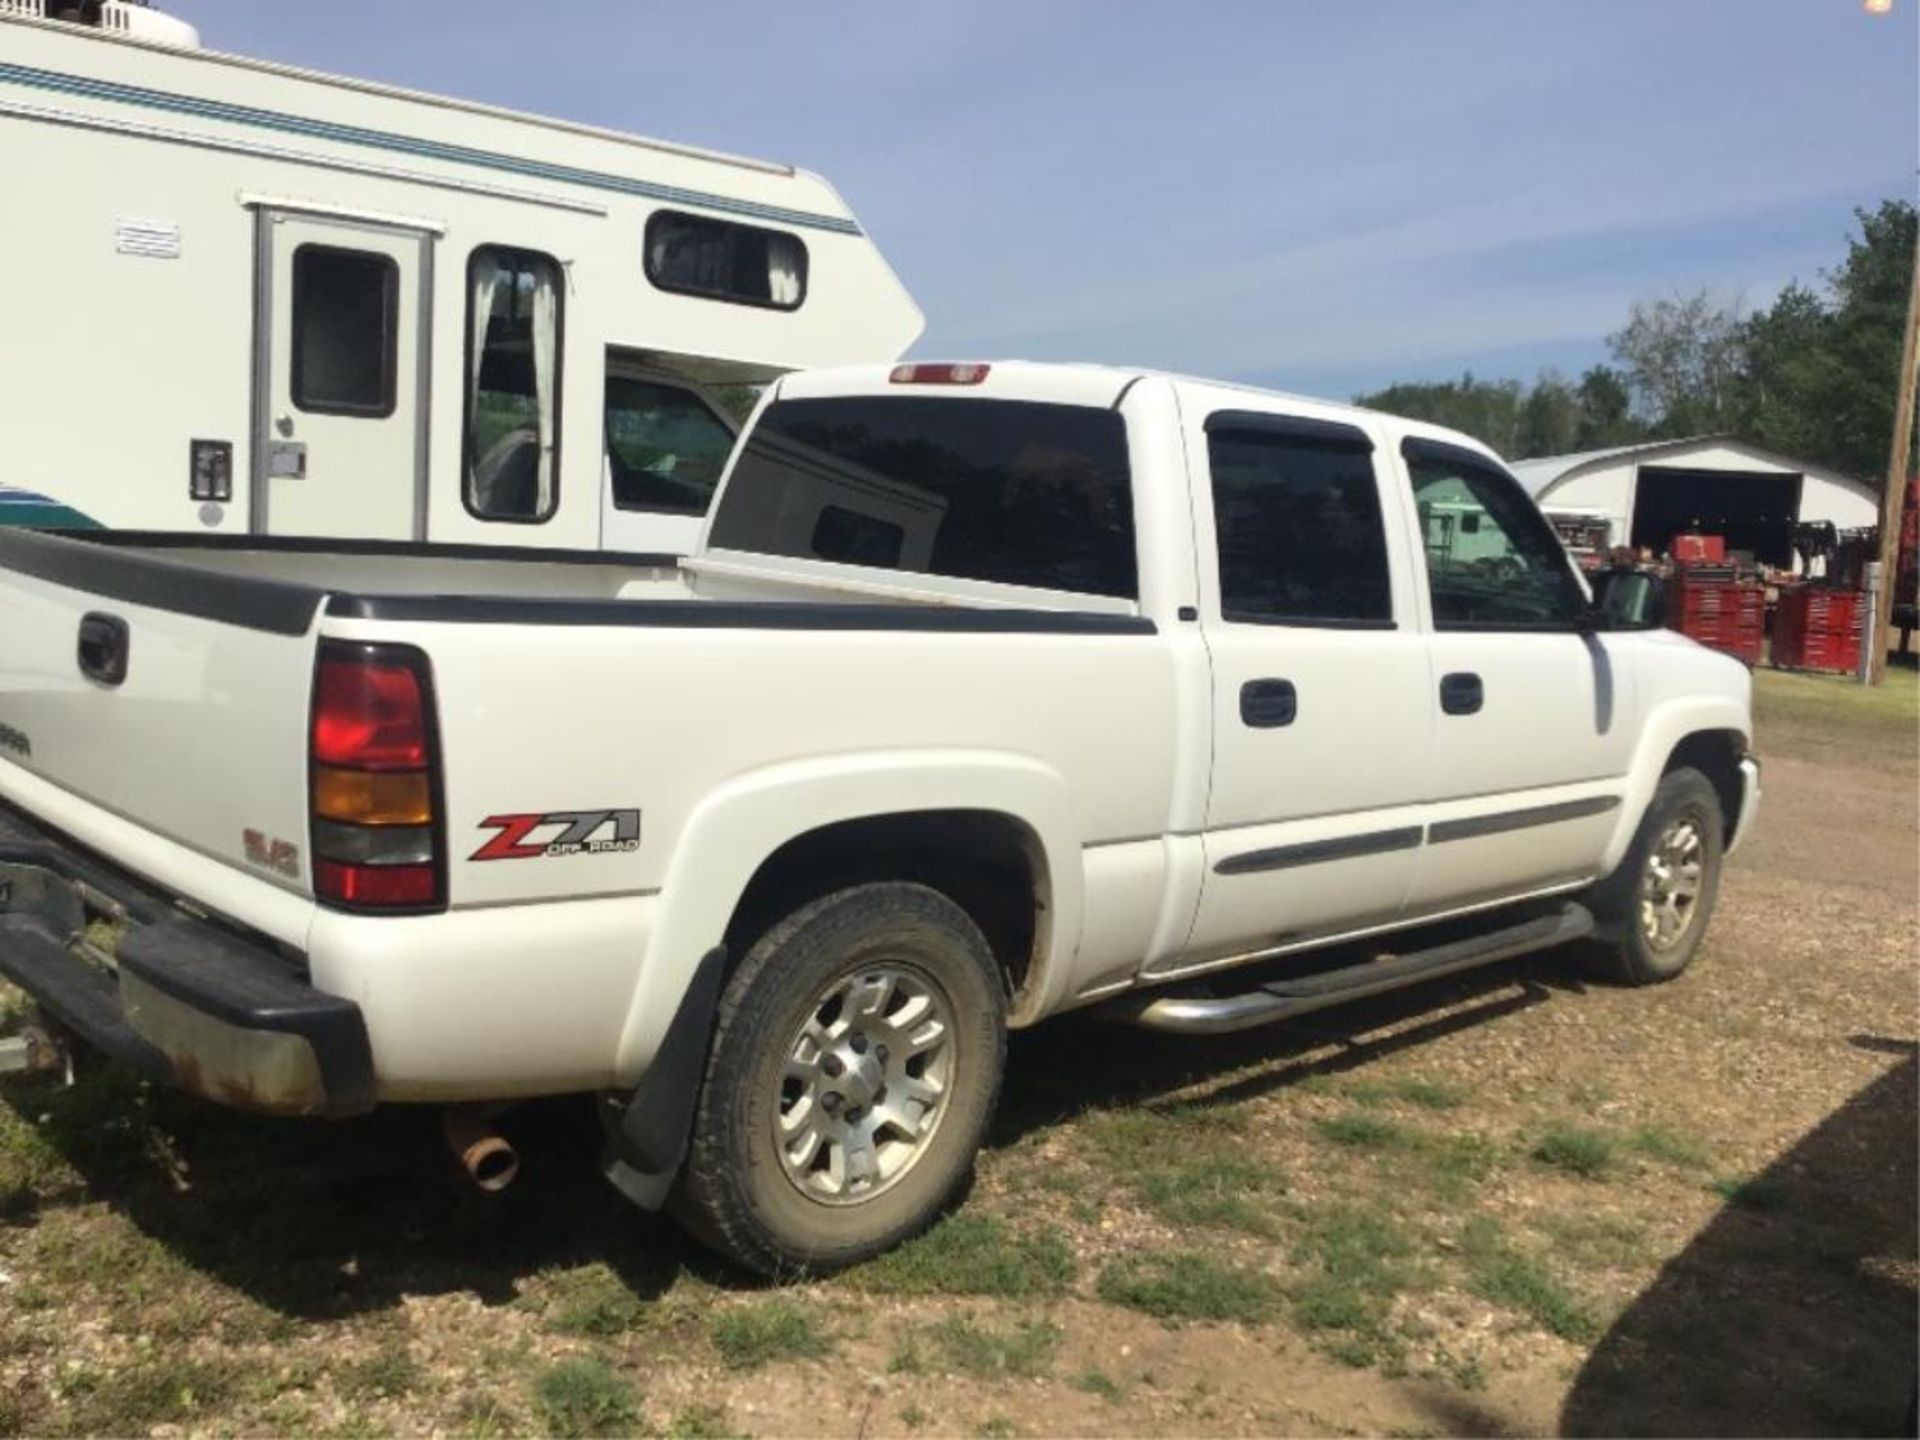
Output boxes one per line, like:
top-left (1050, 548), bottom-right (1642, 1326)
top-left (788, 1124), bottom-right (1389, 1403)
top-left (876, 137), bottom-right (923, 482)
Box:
top-left (1632, 466), bottom-right (1802, 567)
top-left (252, 209), bottom-right (432, 540)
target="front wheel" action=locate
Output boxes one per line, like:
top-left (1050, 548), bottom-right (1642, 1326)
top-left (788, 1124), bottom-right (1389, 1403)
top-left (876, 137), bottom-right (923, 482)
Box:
top-left (1578, 766), bottom-right (1725, 986)
top-left (672, 882), bottom-right (1006, 1276)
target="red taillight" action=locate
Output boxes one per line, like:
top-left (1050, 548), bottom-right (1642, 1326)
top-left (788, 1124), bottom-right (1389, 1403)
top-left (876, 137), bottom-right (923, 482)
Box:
top-left (313, 656), bottom-right (429, 769)
top-left (889, 362), bottom-right (990, 385)
top-left (310, 643), bottom-right (443, 912)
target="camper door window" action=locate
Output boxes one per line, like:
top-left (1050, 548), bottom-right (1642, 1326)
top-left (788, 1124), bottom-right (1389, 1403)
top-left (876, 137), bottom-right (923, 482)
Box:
top-left (291, 245), bottom-right (399, 417)
top-left (644, 211), bottom-right (808, 311)
top-left (466, 246), bottom-right (563, 524)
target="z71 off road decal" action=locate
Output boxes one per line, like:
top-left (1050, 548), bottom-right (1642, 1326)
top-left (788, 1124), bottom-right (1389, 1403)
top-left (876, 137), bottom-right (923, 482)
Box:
top-left (471, 809), bottom-right (641, 861)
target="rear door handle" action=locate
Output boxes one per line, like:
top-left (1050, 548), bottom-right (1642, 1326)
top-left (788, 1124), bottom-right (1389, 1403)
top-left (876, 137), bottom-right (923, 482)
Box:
top-left (77, 612), bottom-right (130, 687)
top-left (1440, 671), bottom-right (1483, 715)
top-left (1240, 678), bottom-right (1297, 728)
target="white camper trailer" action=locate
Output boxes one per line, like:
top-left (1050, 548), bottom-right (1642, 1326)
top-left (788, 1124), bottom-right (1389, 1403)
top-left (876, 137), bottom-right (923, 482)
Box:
top-left (0, 1), bottom-right (924, 552)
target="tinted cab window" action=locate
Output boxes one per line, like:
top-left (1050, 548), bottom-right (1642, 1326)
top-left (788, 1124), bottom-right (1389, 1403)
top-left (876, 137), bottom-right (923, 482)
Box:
top-left (709, 396), bottom-right (1136, 598)
top-left (605, 378), bottom-right (736, 517)
top-left (1207, 417), bottom-right (1392, 626)
top-left (1405, 441), bottom-right (1585, 630)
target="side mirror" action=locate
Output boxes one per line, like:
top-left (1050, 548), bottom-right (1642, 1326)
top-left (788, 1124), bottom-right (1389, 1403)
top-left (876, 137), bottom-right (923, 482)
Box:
top-left (1590, 570), bottom-right (1665, 631)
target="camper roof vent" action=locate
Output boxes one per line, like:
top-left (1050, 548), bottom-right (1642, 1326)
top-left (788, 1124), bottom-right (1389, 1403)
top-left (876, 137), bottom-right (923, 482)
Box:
top-left (31, 0), bottom-right (200, 47)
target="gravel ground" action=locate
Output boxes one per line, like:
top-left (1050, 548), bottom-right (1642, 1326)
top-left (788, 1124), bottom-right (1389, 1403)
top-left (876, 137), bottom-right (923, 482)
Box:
top-left (0, 667), bottom-right (1913, 1438)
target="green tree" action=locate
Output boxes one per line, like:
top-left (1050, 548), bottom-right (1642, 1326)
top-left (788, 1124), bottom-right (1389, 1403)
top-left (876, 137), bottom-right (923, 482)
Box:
top-left (1607, 290), bottom-right (1748, 435)
top-left (1573, 365), bottom-right (1640, 450)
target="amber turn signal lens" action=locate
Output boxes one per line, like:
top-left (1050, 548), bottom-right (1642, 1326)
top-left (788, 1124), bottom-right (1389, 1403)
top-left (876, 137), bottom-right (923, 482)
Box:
top-left (313, 765), bottom-right (432, 826)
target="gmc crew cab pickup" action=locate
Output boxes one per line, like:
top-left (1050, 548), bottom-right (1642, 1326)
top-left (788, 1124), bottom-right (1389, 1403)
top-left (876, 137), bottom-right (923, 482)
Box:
top-left (0, 361), bottom-right (1758, 1274)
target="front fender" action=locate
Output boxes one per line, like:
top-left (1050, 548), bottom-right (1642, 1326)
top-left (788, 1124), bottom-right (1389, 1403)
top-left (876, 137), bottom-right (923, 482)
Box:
top-left (611, 749), bottom-right (1081, 1082)
top-left (1601, 693), bottom-right (1752, 876)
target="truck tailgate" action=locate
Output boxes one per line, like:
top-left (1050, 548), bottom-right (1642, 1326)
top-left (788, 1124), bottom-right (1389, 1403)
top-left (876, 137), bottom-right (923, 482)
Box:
top-left (0, 532), bottom-right (321, 895)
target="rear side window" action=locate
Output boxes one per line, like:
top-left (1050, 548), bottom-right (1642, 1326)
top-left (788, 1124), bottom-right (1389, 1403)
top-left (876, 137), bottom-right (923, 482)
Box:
top-left (291, 244), bottom-right (397, 417)
top-left (645, 210), bottom-right (807, 311)
top-left (1206, 418), bottom-right (1392, 626)
top-left (465, 246), bottom-right (563, 524)
top-left (1405, 440), bottom-right (1585, 630)
top-left (710, 396), bottom-right (1137, 598)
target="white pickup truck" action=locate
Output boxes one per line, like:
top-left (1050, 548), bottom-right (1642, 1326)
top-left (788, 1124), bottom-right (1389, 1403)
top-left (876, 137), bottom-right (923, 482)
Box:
top-left (0, 361), bottom-right (1758, 1274)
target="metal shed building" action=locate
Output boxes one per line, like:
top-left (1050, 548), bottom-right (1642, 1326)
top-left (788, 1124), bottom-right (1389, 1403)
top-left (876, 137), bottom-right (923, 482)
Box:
top-left (1512, 437), bottom-right (1879, 569)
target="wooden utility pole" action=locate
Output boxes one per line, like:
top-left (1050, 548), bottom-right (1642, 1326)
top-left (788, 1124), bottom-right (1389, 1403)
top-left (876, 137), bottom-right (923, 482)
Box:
top-left (1867, 228), bottom-right (1920, 685)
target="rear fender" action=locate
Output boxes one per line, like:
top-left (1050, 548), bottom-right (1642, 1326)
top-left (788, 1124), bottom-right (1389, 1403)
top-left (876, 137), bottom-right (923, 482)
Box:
top-left (611, 749), bottom-right (1079, 1083)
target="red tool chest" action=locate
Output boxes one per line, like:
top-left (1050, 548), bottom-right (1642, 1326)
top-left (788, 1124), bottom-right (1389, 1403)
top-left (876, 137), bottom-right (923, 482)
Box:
top-left (1772, 586), bottom-right (1865, 674)
top-left (1667, 573), bottom-right (1764, 666)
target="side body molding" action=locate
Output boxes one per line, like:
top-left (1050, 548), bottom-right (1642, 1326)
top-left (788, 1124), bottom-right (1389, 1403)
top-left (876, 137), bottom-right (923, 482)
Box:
top-left (611, 749), bottom-right (1083, 1082)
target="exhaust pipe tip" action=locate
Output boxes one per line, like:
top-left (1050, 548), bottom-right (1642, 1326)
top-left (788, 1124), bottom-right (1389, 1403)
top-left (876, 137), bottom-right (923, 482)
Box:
top-left (443, 1105), bottom-right (520, 1193)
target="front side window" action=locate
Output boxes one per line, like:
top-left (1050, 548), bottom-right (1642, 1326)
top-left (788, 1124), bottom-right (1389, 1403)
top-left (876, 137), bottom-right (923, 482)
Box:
top-left (1405, 440), bottom-right (1585, 629)
top-left (709, 396), bottom-right (1136, 598)
top-left (1207, 419), bottom-right (1392, 626)
top-left (291, 244), bottom-right (397, 416)
top-left (466, 246), bottom-right (563, 523)
top-left (645, 210), bottom-right (807, 311)
top-left (604, 377), bottom-right (736, 516)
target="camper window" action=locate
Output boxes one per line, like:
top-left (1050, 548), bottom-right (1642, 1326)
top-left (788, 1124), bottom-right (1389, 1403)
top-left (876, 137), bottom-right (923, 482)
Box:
top-left (604, 377), bottom-right (736, 517)
top-left (465, 246), bottom-right (563, 524)
top-left (1206, 426), bottom-right (1393, 627)
top-left (644, 211), bottom-right (808, 311)
top-left (291, 245), bottom-right (398, 417)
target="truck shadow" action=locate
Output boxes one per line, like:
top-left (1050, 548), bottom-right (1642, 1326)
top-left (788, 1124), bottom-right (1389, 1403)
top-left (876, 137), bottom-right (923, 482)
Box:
top-left (0, 952), bottom-right (1578, 1319)
top-left (1558, 1043), bottom-right (1918, 1438)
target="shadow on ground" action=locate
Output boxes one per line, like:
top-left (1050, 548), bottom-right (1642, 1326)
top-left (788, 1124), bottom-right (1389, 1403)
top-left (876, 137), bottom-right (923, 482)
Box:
top-left (2, 946), bottom-right (1581, 1320)
top-left (1560, 1044), bottom-right (1919, 1438)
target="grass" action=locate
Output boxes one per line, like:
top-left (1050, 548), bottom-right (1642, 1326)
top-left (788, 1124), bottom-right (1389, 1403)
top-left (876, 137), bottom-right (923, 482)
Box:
top-left (54, 1358), bottom-right (237, 1436)
top-left (1460, 1218), bottom-right (1600, 1343)
top-left (852, 1213), bottom-right (1075, 1297)
top-left (1288, 1204), bottom-right (1419, 1367)
top-left (1753, 665), bottom-right (1918, 740)
top-left (894, 1316), bottom-right (1062, 1378)
top-left (532, 1358), bottom-right (642, 1439)
top-left (1313, 1110), bottom-right (1500, 1201)
top-left (1081, 1105), bottom-right (1286, 1235)
top-left (1073, 1369), bottom-right (1124, 1402)
top-left (1709, 1174), bottom-right (1793, 1212)
top-left (1535, 1211), bottom-right (1652, 1269)
top-left (337, 1346), bottom-right (422, 1401)
top-left (664, 1403), bottom-right (735, 1439)
top-left (542, 1263), bottom-right (651, 1337)
top-left (1096, 1251), bottom-right (1279, 1324)
top-left (1340, 1077), bottom-right (1469, 1111)
top-left (709, 1296), bottom-right (832, 1370)
top-left (1530, 1124), bottom-right (1621, 1180)
top-left (1626, 1124), bottom-right (1713, 1170)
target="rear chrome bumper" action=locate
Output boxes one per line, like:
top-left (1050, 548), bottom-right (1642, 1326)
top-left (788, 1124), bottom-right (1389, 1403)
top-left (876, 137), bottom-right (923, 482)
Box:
top-left (1728, 755), bottom-right (1762, 856)
top-left (0, 803), bottom-right (373, 1117)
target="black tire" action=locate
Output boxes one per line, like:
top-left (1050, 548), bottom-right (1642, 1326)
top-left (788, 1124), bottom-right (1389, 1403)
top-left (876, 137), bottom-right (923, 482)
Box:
top-left (1578, 766), bottom-right (1725, 986)
top-left (671, 882), bottom-right (1006, 1276)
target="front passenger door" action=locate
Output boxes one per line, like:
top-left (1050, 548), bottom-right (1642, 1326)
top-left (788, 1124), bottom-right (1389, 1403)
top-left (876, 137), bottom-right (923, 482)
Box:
top-left (1399, 438), bottom-right (1636, 914)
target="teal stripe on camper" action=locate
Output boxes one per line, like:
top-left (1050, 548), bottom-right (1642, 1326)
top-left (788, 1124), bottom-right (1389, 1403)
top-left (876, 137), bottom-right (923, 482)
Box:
top-left (0, 61), bottom-right (865, 237)
top-left (0, 500), bottom-right (100, 530)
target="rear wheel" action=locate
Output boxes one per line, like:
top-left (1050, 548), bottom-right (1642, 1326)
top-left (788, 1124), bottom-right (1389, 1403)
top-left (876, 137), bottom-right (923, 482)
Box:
top-left (1579, 767), bottom-right (1725, 985)
top-left (672, 882), bottom-right (1006, 1276)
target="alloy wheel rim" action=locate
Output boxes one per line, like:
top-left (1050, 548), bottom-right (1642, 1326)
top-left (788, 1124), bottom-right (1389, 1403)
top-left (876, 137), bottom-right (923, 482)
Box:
top-left (774, 964), bottom-right (954, 1205)
top-left (1640, 814), bottom-right (1705, 951)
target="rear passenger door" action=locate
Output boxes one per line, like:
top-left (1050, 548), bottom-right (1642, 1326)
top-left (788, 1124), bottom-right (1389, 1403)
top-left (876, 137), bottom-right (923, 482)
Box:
top-left (1178, 409), bottom-right (1433, 969)
top-left (1397, 438), bottom-right (1636, 914)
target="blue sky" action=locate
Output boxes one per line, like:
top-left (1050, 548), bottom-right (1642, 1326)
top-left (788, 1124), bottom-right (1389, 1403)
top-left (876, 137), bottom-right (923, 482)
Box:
top-left (169, 0), bottom-right (1917, 399)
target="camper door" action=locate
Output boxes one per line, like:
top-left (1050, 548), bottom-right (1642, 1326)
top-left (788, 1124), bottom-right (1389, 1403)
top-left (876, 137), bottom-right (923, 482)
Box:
top-left (253, 210), bottom-right (431, 540)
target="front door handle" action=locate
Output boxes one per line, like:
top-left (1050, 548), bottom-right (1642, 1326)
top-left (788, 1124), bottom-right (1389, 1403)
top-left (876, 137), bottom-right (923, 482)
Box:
top-left (1440, 671), bottom-right (1483, 716)
top-left (77, 612), bottom-right (130, 687)
top-left (1240, 678), bottom-right (1297, 728)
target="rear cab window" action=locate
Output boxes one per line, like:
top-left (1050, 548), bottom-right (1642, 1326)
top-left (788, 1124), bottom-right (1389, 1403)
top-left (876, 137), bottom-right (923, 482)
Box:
top-left (708, 395), bottom-right (1137, 599)
top-left (1204, 412), bottom-right (1394, 628)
